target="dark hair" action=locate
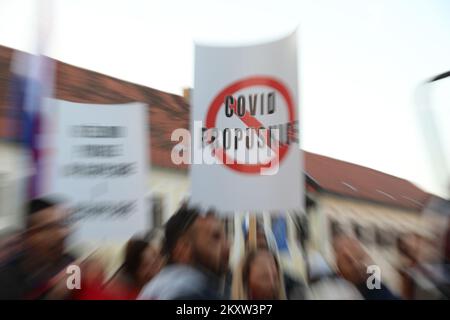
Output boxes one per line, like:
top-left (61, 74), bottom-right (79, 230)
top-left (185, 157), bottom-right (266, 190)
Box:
top-left (26, 197), bottom-right (62, 228)
top-left (162, 205), bottom-right (200, 257)
top-left (245, 226), bottom-right (269, 250)
top-left (28, 197), bottom-right (60, 215)
top-left (123, 239), bottom-right (150, 281)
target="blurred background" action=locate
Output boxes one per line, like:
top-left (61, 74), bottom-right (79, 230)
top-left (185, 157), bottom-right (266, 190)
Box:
top-left (0, 0), bottom-right (449, 300)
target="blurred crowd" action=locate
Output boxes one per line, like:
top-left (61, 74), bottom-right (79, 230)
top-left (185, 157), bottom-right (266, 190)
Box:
top-left (0, 196), bottom-right (449, 300)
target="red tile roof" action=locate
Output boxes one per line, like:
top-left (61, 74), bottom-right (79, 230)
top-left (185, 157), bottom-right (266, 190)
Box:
top-left (0, 45), bottom-right (431, 211)
top-left (304, 152), bottom-right (431, 211)
top-left (0, 45), bottom-right (189, 171)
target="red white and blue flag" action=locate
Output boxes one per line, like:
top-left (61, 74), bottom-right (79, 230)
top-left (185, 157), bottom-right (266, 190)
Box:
top-left (8, 0), bottom-right (55, 198)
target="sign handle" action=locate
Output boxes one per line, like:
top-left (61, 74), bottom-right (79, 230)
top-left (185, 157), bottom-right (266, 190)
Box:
top-left (248, 214), bottom-right (258, 250)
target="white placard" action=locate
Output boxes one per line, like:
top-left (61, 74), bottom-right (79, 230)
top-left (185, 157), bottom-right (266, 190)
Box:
top-left (190, 31), bottom-right (303, 213)
top-left (45, 99), bottom-right (149, 242)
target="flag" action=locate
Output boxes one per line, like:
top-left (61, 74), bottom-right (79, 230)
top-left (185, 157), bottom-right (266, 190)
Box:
top-left (8, 0), bottom-right (55, 199)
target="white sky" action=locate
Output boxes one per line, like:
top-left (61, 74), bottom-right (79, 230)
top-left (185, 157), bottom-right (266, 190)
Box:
top-left (0, 0), bottom-right (449, 197)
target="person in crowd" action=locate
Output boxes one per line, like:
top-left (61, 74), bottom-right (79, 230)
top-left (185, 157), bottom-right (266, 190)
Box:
top-left (64, 255), bottom-right (114, 300)
top-left (0, 197), bottom-right (74, 299)
top-left (232, 249), bottom-right (286, 300)
top-left (306, 250), bottom-right (363, 299)
top-left (42, 251), bottom-right (119, 300)
top-left (243, 222), bottom-right (277, 252)
top-left (105, 235), bottom-right (165, 299)
top-left (244, 224), bottom-right (306, 299)
top-left (138, 205), bottom-right (230, 300)
top-left (333, 233), bottom-right (399, 300)
top-left (211, 218), bottom-right (233, 299)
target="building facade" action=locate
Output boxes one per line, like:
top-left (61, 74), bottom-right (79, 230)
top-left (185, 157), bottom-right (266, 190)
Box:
top-left (0, 45), bottom-right (440, 294)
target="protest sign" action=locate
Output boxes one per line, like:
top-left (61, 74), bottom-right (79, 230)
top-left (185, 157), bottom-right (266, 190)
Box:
top-left (190, 31), bottom-right (303, 212)
top-left (45, 99), bottom-right (149, 242)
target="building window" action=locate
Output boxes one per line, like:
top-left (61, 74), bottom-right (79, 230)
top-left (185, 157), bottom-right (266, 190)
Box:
top-left (293, 214), bottom-right (308, 246)
top-left (353, 223), bottom-right (371, 244)
top-left (151, 195), bottom-right (164, 228)
top-left (330, 219), bottom-right (343, 238)
top-left (375, 228), bottom-right (394, 247)
top-left (353, 223), bottom-right (362, 240)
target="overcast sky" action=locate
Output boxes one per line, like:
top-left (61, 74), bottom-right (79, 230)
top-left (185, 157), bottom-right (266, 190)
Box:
top-left (0, 0), bottom-right (449, 197)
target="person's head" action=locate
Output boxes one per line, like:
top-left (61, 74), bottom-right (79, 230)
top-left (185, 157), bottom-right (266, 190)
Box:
top-left (163, 206), bottom-right (229, 276)
top-left (123, 238), bottom-right (164, 286)
top-left (25, 197), bottom-right (70, 262)
top-left (242, 249), bottom-right (283, 300)
top-left (253, 225), bottom-right (270, 250)
top-left (333, 234), bottom-right (372, 285)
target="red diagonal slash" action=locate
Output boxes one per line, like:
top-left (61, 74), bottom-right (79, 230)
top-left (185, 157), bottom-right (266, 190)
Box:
top-left (228, 101), bottom-right (279, 153)
top-left (204, 76), bottom-right (295, 174)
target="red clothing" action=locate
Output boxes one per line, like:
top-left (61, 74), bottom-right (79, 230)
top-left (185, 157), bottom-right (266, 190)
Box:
top-left (105, 281), bottom-right (141, 300)
top-left (70, 279), bottom-right (118, 300)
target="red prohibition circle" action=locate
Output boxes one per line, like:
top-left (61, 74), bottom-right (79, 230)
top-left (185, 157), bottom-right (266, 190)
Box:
top-left (205, 76), bottom-right (296, 174)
